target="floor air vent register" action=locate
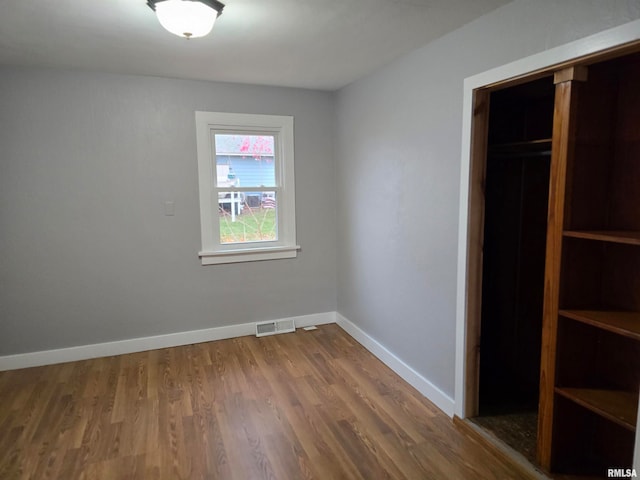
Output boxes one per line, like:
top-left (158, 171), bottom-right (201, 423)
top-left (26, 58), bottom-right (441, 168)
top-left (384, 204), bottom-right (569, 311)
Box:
top-left (255, 319), bottom-right (296, 337)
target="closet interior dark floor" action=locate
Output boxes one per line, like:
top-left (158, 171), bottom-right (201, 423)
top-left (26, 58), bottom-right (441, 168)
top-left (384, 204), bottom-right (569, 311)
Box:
top-left (471, 410), bottom-right (538, 465)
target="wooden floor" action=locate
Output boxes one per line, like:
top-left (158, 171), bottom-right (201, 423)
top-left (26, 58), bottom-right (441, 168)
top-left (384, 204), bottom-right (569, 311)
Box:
top-left (0, 324), bottom-right (532, 479)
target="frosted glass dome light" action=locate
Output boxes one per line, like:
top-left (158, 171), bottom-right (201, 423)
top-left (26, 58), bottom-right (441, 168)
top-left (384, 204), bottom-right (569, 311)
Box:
top-left (148, 0), bottom-right (225, 39)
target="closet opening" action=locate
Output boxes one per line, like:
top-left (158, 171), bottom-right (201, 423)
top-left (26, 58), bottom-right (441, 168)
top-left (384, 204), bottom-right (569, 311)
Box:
top-left (470, 76), bottom-right (555, 463)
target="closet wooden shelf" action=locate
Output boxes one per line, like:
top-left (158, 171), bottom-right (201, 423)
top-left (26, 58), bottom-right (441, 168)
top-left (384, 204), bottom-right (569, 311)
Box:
top-left (555, 388), bottom-right (638, 432)
top-left (563, 230), bottom-right (640, 246)
top-left (559, 310), bottom-right (640, 341)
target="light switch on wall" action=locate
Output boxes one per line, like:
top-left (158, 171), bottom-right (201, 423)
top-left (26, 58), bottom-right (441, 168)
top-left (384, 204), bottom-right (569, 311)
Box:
top-left (164, 201), bottom-right (175, 216)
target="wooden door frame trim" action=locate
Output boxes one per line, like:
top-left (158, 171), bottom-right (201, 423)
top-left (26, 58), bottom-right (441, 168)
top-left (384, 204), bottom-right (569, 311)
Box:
top-left (454, 19), bottom-right (640, 420)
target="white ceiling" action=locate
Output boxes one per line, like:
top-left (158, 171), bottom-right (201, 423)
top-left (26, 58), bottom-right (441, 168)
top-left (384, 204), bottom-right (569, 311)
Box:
top-left (0, 0), bottom-right (510, 91)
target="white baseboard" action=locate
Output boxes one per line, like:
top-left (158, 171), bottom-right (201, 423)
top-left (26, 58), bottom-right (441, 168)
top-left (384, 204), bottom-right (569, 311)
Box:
top-left (0, 311), bottom-right (336, 371)
top-left (336, 312), bottom-right (455, 417)
top-left (0, 310), bottom-right (454, 419)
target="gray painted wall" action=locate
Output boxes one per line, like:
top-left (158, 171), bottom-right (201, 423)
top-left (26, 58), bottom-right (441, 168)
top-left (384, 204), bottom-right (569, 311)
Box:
top-left (2, 0), bottom-right (639, 401)
top-left (334, 0), bottom-right (640, 398)
top-left (0, 69), bottom-right (337, 355)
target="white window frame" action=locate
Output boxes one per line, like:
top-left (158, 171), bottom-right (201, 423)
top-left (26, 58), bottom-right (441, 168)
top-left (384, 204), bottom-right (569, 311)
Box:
top-left (195, 111), bottom-right (299, 265)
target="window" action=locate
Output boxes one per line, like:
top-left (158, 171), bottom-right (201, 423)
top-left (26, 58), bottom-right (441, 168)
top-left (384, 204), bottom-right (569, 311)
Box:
top-left (195, 112), bottom-right (299, 264)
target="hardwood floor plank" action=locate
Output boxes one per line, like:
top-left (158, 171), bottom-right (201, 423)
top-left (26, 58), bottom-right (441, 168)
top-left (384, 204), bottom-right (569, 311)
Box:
top-left (331, 378), bottom-right (428, 479)
top-left (0, 324), bottom-right (544, 479)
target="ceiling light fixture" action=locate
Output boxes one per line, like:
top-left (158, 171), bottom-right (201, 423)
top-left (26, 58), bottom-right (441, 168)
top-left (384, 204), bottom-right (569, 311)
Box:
top-left (147, 0), bottom-right (225, 39)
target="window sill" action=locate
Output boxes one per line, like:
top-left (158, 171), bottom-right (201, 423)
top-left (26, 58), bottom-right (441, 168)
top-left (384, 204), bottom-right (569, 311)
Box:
top-left (198, 245), bottom-right (300, 265)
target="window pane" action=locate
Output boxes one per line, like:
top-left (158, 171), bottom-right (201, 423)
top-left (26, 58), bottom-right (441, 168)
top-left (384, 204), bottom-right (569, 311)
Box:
top-left (218, 191), bottom-right (277, 244)
top-left (214, 134), bottom-right (276, 188)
